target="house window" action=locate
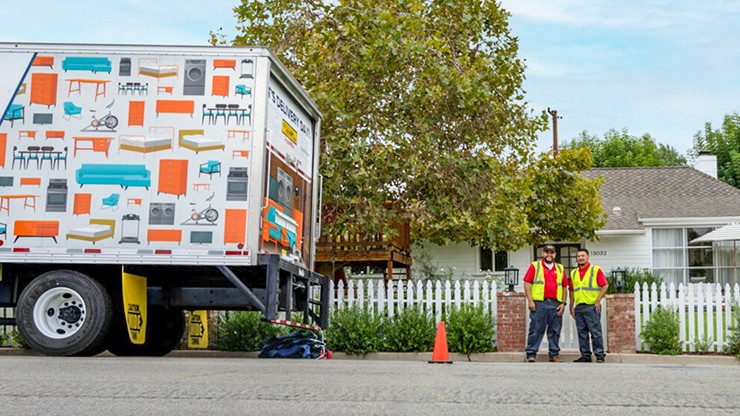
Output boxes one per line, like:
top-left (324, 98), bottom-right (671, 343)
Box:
top-left (652, 227), bottom-right (735, 286)
top-left (479, 247), bottom-right (508, 272)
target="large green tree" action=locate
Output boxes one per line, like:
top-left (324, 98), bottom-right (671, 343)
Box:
top-left (566, 128), bottom-right (686, 168)
top-left (691, 113), bottom-right (740, 187)
top-left (219, 0), bottom-right (604, 249)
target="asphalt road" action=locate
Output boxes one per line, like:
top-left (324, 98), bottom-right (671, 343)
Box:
top-left (1, 356), bottom-right (739, 415)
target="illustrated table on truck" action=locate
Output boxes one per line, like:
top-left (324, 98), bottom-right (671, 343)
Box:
top-left (73, 137), bottom-right (113, 157)
top-left (66, 79), bottom-right (111, 102)
top-left (0, 194), bottom-right (39, 215)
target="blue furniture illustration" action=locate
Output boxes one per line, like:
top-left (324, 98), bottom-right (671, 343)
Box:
top-left (54, 147), bottom-right (68, 170)
top-left (62, 57), bottom-right (112, 73)
top-left (0, 221), bottom-right (6, 239)
top-left (101, 193), bottom-right (120, 210)
top-left (76, 164), bottom-right (151, 189)
top-left (235, 84), bottom-right (251, 97)
top-left (63, 101), bottom-right (82, 120)
top-left (4, 104), bottom-right (24, 127)
top-left (199, 160), bottom-right (221, 178)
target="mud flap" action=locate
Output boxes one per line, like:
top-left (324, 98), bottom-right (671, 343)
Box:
top-left (187, 310), bottom-right (209, 349)
top-left (121, 267), bottom-right (147, 345)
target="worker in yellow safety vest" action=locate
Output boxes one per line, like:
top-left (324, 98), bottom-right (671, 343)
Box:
top-left (569, 248), bottom-right (609, 363)
top-left (524, 244), bottom-right (569, 363)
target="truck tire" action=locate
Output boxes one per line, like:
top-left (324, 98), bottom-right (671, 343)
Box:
top-left (106, 306), bottom-right (186, 356)
top-left (16, 270), bottom-right (112, 356)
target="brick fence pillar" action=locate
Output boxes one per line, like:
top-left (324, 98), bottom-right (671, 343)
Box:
top-left (496, 292), bottom-right (527, 352)
top-left (606, 293), bottom-right (636, 353)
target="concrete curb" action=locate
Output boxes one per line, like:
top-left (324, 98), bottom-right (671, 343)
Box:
top-left (1, 347), bottom-right (737, 364)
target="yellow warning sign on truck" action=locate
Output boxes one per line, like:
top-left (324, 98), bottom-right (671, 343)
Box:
top-left (122, 270), bottom-right (147, 345)
top-left (188, 310), bottom-right (209, 349)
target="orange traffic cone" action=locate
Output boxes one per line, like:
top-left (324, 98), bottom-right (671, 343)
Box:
top-left (428, 321), bottom-right (453, 364)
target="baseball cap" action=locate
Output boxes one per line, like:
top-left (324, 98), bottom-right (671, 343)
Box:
top-left (543, 244), bottom-right (556, 252)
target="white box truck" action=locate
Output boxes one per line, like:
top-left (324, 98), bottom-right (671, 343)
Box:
top-left (0, 43), bottom-right (329, 356)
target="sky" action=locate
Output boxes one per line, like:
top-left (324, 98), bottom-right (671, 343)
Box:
top-left (1, 1), bottom-right (738, 156)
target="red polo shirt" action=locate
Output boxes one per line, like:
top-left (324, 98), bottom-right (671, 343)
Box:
top-left (567, 262), bottom-right (608, 289)
top-left (523, 259), bottom-right (569, 300)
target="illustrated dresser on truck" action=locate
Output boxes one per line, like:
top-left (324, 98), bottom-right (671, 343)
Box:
top-left (0, 43), bottom-right (329, 356)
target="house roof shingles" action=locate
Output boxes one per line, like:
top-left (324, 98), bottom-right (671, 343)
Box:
top-left (582, 167), bottom-right (740, 231)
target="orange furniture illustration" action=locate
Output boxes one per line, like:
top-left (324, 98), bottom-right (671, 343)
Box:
top-left (19, 131), bottom-right (36, 140)
top-left (227, 129), bottom-right (251, 142)
top-left (158, 159), bottom-right (188, 197)
top-left (66, 79), bottom-right (110, 102)
top-left (19, 177), bottom-right (41, 186)
top-left (213, 59), bottom-right (236, 70)
top-left (32, 56), bottom-right (54, 69)
top-left (128, 101), bottom-right (145, 126)
top-left (13, 220), bottom-right (59, 243)
top-left (224, 209), bottom-right (246, 244)
top-left (0, 194), bottom-right (38, 215)
top-left (73, 193), bottom-right (92, 215)
top-left (73, 136), bottom-right (113, 157)
top-left (147, 229), bottom-right (182, 244)
top-left (127, 197), bottom-right (142, 206)
top-left (212, 76), bottom-right (229, 97)
top-left (45, 130), bottom-right (65, 140)
top-left (156, 100), bottom-right (194, 116)
top-left (0, 133), bottom-right (5, 168)
top-left (30, 73), bottom-right (58, 107)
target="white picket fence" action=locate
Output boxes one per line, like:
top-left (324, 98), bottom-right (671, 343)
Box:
top-left (331, 279), bottom-right (498, 324)
top-left (635, 283), bottom-right (740, 352)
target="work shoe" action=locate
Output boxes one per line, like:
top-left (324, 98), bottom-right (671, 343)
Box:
top-left (548, 356), bottom-right (561, 362)
top-left (596, 358), bottom-right (605, 363)
top-left (526, 356), bottom-right (536, 363)
top-left (573, 356), bottom-right (592, 363)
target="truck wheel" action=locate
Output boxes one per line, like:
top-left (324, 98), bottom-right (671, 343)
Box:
top-left (107, 306), bottom-right (186, 356)
top-left (16, 270), bottom-right (112, 356)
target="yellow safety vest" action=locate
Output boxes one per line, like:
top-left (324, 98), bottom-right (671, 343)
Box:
top-left (570, 264), bottom-right (603, 305)
top-left (530, 261), bottom-right (565, 302)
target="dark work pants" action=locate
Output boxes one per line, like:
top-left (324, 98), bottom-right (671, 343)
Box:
top-left (525, 299), bottom-right (562, 358)
top-left (574, 303), bottom-right (605, 360)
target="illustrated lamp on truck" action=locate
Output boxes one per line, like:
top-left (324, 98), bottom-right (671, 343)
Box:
top-left (612, 267), bottom-right (626, 293)
top-left (504, 265), bottom-right (519, 292)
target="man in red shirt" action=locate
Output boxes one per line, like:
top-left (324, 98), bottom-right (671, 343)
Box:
top-left (523, 245), bottom-right (569, 362)
top-left (569, 248), bottom-right (609, 363)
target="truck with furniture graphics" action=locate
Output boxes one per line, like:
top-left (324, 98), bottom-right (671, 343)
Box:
top-left (0, 43), bottom-right (329, 356)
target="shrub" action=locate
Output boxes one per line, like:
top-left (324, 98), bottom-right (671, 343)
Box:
top-left (325, 305), bottom-right (383, 356)
top-left (445, 304), bottom-right (495, 358)
top-left (641, 306), bottom-right (682, 355)
top-left (727, 302), bottom-right (740, 359)
top-left (607, 267), bottom-right (663, 294)
top-left (215, 311), bottom-right (284, 351)
top-left (10, 329), bottom-right (29, 349)
top-left (382, 306), bottom-right (436, 352)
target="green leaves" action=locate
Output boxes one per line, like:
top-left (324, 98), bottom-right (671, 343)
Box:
top-left (692, 113), bottom-right (740, 188)
top-left (444, 304), bottom-right (495, 358)
top-left (566, 128), bottom-right (687, 168)
top-left (228, 0), bottom-right (602, 250)
top-left (641, 306), bottom-right (682, 355)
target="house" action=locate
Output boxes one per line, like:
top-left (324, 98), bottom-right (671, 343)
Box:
top-left (421, 153), bottom-right (740, 288)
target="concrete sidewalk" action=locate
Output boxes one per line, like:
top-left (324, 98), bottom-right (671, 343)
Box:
top-left (1, 347), bottom-right (738, 364)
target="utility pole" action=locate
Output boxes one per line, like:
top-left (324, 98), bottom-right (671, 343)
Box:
top-left (547, 107), bottom-right (562, 157)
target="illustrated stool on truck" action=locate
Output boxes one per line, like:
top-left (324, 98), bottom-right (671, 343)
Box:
top-left (0, 42), bottom-right (329, 356)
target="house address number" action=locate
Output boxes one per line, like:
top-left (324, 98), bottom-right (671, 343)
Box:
top-left (591, 250), bottom-right (607, 256)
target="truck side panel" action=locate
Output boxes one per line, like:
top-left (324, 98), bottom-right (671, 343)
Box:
top-left (0, 46), bottom-right (281, 265)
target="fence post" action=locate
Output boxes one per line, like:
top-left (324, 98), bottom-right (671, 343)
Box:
top-left (496, 291), bottom-right (527, 353)
top-left (606, 293), bottom-right (636, 353)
